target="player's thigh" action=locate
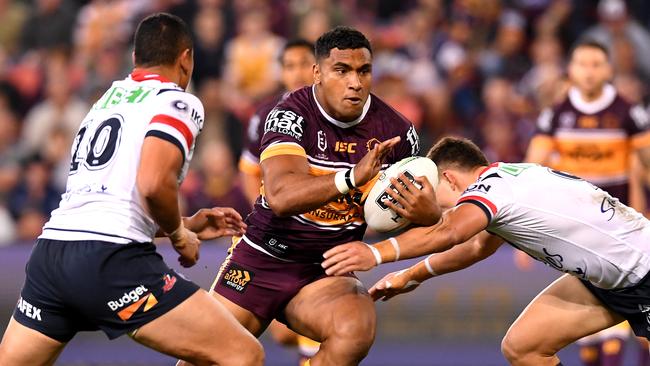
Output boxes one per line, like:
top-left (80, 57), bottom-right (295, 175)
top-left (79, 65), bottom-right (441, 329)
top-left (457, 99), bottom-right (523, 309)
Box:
top-left (283, 275), bottom-right (376, 342)
top-left (0, 317), bottom-right (66, 366)
top-left (504, 274), bottom-right (624, 353)
top-left (210, 289), bottom-right (270, 337)
top-left (133, 289), bottom-right (260, 360)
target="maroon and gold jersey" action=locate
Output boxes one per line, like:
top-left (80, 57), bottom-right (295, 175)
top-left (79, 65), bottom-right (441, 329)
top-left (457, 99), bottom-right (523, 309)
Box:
top-left (243, 85), bottom-right (419, 262)
top-left (528, 85), bottom-right (650, 203)
top-left (238, 93), bottom-right (289, 178)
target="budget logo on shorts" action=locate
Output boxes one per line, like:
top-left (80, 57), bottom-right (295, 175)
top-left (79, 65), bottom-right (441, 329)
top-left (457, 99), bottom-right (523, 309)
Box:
top-left (221, 264), bottom-right (254, 293)
top-left (107, 285), bottom-right (158, 321)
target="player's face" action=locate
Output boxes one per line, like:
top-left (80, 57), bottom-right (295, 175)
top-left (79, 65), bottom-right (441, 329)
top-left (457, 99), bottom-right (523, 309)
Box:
top-left (281, 47), bottom-right (315, 92)
top-left (568, 47), bottom-right (612, 97)
top-left (314, 47), bottom-right (372, 122)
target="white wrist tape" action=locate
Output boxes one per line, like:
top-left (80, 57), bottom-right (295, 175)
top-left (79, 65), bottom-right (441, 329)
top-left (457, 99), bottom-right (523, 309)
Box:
top-left (388, 237), bottom-right (400, 261)
top-left (349, 167), bottom-right (357, 188)
top-left (367, 244), bottom-right (382, 265)
top-left (334, 170), bottom-right (351, 194)
top-left (424, 254), bottom-right (437, 276)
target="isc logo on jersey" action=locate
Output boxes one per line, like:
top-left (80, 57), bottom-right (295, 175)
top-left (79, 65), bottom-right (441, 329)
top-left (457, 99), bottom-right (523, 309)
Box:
top-left (107, 285), bottom-right (148, 311)
top-left (264, 109), bottom-right (304, 140)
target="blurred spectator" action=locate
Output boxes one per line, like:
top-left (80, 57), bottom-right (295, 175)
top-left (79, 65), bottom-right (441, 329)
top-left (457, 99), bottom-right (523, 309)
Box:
top-left (478, 9), bottom-right (530, 80)
top-left (7, 154), bottom-right (62, 238)
top-left (192, 8), bottom-right (226, 83)
top-left (20, 68), bottom-right (87, 158)
top-left (518, 35), bottom-right (565, 109)
top-left (74, 0), bottom-right (145, 64)
top-left (580, 0), bottom-right (650, 81)
top-left (478, 78), bottom-right (529, 162)
top-left (182, 140), bottom-right (251, 218)
top-left (198, 78), bottom-right (244, 165)
top-left (0, 0), bottom-right (28, 56)
top-left (19, 0), bottom-right (77, 53)
top-left (0, 105), bottom-right (21, 199)
top-left (223, 6), bottom-right (284, 102)
top-left (295, 9), bottom-right (332, 44)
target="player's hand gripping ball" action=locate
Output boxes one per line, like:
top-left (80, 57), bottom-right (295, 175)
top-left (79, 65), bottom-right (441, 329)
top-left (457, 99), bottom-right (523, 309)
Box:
top-left (363, 157), bottom-right (438, 232)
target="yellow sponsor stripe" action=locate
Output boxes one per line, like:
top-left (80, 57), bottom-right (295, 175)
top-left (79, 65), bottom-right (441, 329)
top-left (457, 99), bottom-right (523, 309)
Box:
top-left (260, 143), bottom-right (307, 162)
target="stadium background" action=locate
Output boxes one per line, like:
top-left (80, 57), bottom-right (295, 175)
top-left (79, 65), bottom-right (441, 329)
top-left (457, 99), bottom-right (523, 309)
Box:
top-left (1, 0), bottom-right (650, 364)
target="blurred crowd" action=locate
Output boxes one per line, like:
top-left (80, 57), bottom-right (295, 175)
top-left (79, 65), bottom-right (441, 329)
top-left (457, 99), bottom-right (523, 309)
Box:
top-left (2, 0), bottom-right (650, 245)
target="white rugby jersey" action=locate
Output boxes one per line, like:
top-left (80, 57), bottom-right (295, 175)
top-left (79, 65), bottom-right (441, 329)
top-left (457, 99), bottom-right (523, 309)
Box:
top-left (457, 162), bottom-right (650, 289)
top-left (40, 70), bottom-right (204, 244)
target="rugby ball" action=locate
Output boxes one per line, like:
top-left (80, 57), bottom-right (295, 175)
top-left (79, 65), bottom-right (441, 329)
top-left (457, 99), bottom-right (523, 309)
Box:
top-left (363, 157), bottom-right (439, 232)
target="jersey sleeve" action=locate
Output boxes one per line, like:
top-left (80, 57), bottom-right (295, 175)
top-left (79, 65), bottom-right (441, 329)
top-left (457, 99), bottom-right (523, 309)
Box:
top-left (145, 91), bottom-right (204, 163)
top-left (455, 173), bottom-right (513, 224)
top-left (259, 108), bottom-right (308, 162)
top-left (393, 124), bottom-right (420, 159)
top-left (238, 110), bottom-right (266, 176)
top-left (528, 107), bottom-right (557, 151)
top-left (624, 104), bottom-right (650, 149)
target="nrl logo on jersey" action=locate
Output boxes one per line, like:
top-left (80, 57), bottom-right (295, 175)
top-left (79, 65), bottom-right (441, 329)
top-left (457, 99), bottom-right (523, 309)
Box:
top-left (264, 109), bottom-right (304, 140)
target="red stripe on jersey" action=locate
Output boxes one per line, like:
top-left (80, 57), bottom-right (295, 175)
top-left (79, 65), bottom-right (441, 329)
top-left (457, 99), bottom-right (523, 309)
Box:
top-left (130, 69), bottom-right (172, 83)
top-left (150, 114), bottom-right (193, 148)
top-left (478, 162), bottom-right (501, 177)
top-left (457, 195), bottom-right (497, 216)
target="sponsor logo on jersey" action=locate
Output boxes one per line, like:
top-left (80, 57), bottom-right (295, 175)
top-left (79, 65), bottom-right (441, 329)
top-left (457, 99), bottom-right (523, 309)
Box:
top-left (578, 116), bottom-right (598, 129)
top-left (172, 100), bottom-right (188, 112)
top-left (264, 109), bottom-right (305, 140)
top-left (406, 125), bottom-right (419, 156)
top-left (317, 130), bottom-right (327, 152)
top-left (335, 141), bottom-right (357, 153)
top-left (162, 274), bottom-right (177, 293)
top-left (559, 111), bottom-right (575, 128)
top-left (638, 304), bottom-right (650, 331)
top-left (17, 297), bottom-right (41, 321)
top-left (191, 108), bottom-right (203, 126)
top-left (366, 138), bottom-right (380, 151)
top-left (221, 264), bottom-right (254, 293)
top-left (107, 285), bottom-right (149, 311)
top-left (465, 183), bottom-right (492, 194)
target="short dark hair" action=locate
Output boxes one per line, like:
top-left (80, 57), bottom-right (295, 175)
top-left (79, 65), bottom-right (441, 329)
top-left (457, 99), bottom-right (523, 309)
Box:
top-left (426, 137), bottom-right (489, 173)
top-left (315, 26), bottom-right (372, 61)
top-left (134, 13), bottom-right (193, 67)
top-left (281, 39), bottom-right (314, 62)
top-left (570, 40), bottom-right (610, 61)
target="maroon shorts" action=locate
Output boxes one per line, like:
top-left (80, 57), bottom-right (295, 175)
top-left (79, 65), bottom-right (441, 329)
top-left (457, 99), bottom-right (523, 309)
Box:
top-left (212, 239), bottom-right (342, 322)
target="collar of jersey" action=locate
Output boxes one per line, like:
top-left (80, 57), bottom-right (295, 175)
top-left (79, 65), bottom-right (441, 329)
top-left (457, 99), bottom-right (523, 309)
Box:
top-left (478, 162), bottom-right (501, 177)
top-left (568, 83), bottom-right (616, 115)
top-left (311, 85), bottom-right (371, 128)
top-left (129, 69), bottom-right (173, 83)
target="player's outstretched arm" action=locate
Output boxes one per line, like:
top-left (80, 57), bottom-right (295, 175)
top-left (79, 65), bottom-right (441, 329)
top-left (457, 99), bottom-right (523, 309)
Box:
top-left (369, 232), bottom-right (503, 301)
top-left (262, 136), bottom-right (400, 217)
top-left (183, 207), bottom-right (247, 240)
top-left (137, 136), bottom-right (200, 267)
top-left (322, 203), bottom-right (489, 275)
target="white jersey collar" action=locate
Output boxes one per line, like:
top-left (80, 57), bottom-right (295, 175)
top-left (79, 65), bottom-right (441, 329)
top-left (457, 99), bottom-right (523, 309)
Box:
top-left (568, 84), bottom-right (617, 115)
top-left (311, 85), bottom-right (371, 128)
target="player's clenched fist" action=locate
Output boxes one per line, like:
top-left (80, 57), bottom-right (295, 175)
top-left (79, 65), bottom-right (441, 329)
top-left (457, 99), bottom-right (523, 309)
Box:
top-left (353, 136), bottom-right (401, 186)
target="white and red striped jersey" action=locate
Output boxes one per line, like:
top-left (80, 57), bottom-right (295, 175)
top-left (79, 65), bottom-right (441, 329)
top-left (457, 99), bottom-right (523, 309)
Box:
top-left (457, 162), bottom-right (650, 289)
top-left (40, 70), bottom-right (204, 244)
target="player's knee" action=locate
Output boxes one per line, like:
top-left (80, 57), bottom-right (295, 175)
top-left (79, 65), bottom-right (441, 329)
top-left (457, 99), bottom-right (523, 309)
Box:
top-left (221, 335), bottom-right (264, 366)
top-left (501, 331), bottom-right (528, 363)
top-left (331, 316), bottom-right (376, 358)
